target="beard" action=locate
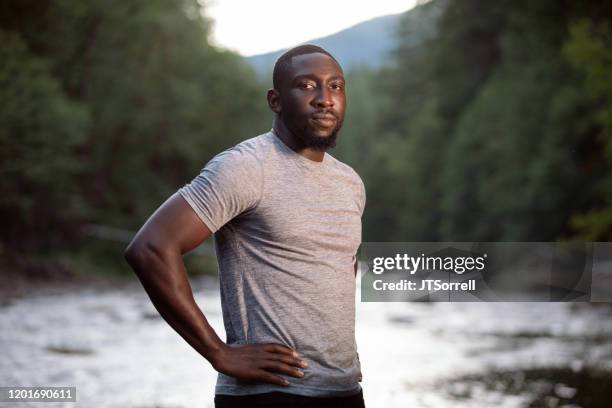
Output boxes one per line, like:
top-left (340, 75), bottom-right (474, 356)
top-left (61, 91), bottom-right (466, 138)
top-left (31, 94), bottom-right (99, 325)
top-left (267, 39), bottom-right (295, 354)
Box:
top-left (289, 117), bottom-right (344, 151)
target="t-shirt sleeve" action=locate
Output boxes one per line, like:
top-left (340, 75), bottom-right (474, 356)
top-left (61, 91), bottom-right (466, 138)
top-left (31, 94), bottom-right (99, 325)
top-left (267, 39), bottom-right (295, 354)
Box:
top-left (357, 176), bottom-right (366, 217)
top-left (178, 148), bottom-right (262, 233)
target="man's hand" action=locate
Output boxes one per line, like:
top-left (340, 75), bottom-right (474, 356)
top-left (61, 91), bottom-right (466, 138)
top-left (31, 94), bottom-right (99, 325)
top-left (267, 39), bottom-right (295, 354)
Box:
top-left (211, 343), bottom-right (308, 386)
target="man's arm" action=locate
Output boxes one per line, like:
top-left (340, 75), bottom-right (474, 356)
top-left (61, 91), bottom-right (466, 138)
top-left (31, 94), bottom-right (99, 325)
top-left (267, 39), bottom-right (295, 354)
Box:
top-left (124, 193), bottom-right (307, 386)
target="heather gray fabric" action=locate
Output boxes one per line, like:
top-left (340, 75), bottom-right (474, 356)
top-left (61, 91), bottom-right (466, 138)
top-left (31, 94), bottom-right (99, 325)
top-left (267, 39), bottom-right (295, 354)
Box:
top-left (178, 130), bottom-right (365, 397)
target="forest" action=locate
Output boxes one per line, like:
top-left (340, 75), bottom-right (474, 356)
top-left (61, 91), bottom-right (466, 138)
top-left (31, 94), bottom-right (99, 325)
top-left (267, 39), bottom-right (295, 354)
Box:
top-left (1, 0), bottom-right (611, 276)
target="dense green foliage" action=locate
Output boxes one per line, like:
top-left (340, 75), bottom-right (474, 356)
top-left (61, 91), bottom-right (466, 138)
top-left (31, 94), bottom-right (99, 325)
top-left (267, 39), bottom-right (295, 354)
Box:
top-left (564, 19), bottom-right (612, 240)
top-left (0, 30), bottom-right (88, 251)
top-left (344, 0), bottom-right (612, 241)
top-left (2, 0), bottom-right (611, 276)
top-left (1, 0), bottom-right (267, 266)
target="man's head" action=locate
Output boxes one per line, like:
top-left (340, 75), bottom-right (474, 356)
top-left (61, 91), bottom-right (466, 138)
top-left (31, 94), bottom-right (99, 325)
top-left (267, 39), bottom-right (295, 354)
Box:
top-left (268, 45), bottom-right (346, 151)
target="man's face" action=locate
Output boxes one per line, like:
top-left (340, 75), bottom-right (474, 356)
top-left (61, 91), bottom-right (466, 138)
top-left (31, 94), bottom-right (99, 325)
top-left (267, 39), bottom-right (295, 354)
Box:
top-left (277, 53), bottom-right (346, 150)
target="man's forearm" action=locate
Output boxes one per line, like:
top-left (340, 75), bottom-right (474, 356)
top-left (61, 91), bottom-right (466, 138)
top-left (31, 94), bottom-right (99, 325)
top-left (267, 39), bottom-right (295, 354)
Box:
top-left (124, 244), bottom-right (225, 365)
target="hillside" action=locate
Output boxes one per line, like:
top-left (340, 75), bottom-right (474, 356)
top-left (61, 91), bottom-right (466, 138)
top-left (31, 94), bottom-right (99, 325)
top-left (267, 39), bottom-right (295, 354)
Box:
top-left (246, 13), bottom-right (402, 78)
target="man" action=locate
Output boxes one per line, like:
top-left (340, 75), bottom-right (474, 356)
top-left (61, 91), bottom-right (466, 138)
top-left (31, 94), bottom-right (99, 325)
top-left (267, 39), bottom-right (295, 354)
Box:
top-left (124, 44), bottom-right (366, 407)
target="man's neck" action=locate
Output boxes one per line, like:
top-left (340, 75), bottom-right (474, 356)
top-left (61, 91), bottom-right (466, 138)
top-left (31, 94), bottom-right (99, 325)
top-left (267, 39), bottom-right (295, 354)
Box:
top-left (272, 118), bottom-right (325, 162)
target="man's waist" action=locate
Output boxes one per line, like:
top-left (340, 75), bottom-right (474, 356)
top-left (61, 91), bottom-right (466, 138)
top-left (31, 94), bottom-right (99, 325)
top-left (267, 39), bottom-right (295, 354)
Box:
top-left (215, 366), bottom-right (362, 398)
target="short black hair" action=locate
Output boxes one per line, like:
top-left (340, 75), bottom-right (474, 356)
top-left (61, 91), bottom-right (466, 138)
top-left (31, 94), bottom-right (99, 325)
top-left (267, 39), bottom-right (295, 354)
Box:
top-left (272, 44), bottom-right (340, 90)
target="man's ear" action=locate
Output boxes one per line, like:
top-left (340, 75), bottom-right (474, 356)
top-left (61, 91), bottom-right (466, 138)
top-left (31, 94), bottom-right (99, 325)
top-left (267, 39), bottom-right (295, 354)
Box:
top-left (267, 89), bottom-right (281, 114)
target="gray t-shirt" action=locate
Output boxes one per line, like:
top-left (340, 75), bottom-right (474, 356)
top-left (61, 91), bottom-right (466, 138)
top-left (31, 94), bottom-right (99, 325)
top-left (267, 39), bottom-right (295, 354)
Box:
top-left (178, 130), bottom-right (365, 397)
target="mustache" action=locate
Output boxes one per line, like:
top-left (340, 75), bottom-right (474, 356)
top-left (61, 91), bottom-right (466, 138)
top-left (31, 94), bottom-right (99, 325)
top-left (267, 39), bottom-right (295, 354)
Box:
top-left (311, 109), bottom-right (339, 120)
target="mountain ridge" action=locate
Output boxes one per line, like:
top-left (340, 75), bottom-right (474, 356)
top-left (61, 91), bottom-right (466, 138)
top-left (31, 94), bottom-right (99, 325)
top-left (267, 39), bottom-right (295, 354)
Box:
top-left (246, 12), bottom-right (403, 79)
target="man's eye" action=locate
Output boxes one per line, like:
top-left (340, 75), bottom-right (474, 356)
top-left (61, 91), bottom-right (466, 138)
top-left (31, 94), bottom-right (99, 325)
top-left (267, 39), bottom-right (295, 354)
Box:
top-left (299, 82), bottom-right (315, 89)
top-left (331, 82), bottom-right (344, 90)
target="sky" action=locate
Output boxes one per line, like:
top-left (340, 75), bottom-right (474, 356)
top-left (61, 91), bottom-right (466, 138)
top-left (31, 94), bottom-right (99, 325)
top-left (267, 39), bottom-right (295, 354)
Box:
top-left (206, 0), bottom-right (418, 56)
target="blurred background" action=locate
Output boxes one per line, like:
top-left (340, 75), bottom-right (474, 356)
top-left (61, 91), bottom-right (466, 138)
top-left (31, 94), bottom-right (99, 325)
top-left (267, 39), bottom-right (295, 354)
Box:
top-left (1, 0), bottom-right (612, 407)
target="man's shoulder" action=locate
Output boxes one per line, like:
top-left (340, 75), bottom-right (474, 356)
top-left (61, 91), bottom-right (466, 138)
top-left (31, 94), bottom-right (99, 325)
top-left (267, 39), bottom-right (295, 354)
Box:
top-left (233, 132), bottom-right (271, 150)
top-left (208, 132), bottom-right (273, 167)
top-left (325, 153), bottom-right (364, 184)
top-left (325, 153), bottom-right (366, 214)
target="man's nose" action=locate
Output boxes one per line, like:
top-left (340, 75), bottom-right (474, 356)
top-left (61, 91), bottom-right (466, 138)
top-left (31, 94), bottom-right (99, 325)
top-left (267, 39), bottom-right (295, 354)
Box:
top-left (314, 87), bottom-right (333, 108)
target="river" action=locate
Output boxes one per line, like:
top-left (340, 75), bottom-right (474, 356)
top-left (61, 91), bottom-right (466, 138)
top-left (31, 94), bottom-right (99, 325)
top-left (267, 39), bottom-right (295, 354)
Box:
top-left (1, 277), bottom-right (611, 407)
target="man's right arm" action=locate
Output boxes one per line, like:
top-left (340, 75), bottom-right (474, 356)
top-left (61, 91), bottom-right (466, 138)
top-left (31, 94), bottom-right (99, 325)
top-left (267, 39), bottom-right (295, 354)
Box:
top-left (123, 192), bottom-right (307, 386)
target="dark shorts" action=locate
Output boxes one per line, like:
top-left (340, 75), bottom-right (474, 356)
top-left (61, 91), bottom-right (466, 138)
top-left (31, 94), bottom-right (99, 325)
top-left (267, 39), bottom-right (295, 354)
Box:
top-left (215, 389), bottom-right (366, 408)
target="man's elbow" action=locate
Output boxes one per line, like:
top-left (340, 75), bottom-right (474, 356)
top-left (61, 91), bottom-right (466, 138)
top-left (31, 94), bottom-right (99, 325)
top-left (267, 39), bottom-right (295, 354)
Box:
top-left (124, 239), bottom-right (144, 268)
top-left (124, 238), bottom-right (156, 269)
top-left (124, 238), bottom-right (172, 271)
top-left (124, 241), bottom-right (158, 284)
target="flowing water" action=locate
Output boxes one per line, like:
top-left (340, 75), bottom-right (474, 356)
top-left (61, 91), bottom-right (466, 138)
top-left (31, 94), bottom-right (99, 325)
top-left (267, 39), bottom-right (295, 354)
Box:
top-left (1, 277), bottom-right (612, 408)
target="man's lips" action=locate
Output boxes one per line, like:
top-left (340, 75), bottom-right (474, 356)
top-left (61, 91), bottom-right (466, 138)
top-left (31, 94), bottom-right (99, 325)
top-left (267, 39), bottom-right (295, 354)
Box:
top-left (310, 112), bottom-right (337, 128)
